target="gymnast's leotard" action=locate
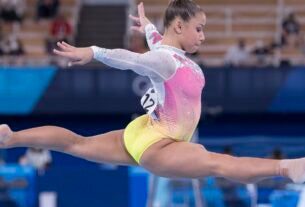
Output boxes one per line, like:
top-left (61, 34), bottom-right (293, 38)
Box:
top-left (91, 24), bottom-right (205, 163)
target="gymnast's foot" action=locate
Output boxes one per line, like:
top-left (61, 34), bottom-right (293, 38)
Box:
top-left (280, 158), bottom-right (305, 184)
top-left (0, 124), bottom-right (12, 146)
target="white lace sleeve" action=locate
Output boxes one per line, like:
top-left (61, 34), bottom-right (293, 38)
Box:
top-left (91, 46), bottom-right (175, 80)
top-left (145, 24), bottom-right (163, 51)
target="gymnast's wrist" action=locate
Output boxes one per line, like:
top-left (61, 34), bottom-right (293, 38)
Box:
top-left (144, 23), bottom-right (157, 34)
top-left (90, 46), bottom-right (107, 60)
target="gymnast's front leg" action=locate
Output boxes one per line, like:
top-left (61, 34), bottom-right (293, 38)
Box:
top-left (140, 139), bottom-right (305, 184)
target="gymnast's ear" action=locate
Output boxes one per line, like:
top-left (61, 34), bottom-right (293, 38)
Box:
top-left (172, 17), bottom-right (183, 34)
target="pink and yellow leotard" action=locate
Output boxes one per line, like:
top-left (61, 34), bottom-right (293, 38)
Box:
top-left (91, 24), bottom-right (205, 163)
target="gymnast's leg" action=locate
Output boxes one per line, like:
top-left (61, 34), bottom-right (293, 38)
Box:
top-left (140, 139), bottom-right (305, 184)
top-left (0, 124), bottom-right (137, 166)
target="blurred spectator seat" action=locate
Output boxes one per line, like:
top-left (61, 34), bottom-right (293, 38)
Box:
top-left (137, 0), bottom-right (305, 67)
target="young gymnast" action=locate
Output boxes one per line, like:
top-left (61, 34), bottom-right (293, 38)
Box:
top-left (0, 0), bottom-right (305, 184)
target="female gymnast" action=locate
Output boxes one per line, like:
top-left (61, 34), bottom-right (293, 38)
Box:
top-left (0, 0), bottom-right (305, 184)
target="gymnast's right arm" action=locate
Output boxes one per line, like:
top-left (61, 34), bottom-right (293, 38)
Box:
top-left (90, 46), bottom-right (175, 80)
top-left (53, 41), bottom-right (176, 81)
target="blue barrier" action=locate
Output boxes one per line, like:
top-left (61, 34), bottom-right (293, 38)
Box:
top-left (270, 190), bottom-right (299, 207)
top-left (0, 164), bottom-right (36, 207)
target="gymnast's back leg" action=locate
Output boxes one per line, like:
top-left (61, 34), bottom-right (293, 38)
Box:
top-left (0, 124), bottom-right (137, 166)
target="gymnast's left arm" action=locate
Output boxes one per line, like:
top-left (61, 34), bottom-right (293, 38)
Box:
top-left (129, 2), bottom-right (162, 51)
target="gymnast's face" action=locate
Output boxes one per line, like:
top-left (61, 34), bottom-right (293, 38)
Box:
top-left (178, 12), bottom-right (206, 54)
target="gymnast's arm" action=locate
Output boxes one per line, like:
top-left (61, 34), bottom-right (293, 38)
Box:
top-left (53, 42), bottom-right (176, 80)
top-left (144, 24), bottom-right (163, 51)
top-left (129, 2), bottom-right (162, 51)
top-left (90, 46), bottom-right (174, 80)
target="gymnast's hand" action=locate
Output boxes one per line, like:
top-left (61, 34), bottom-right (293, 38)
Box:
top-left (129, 2), bottom-right (151, 33)
top-left (53, 41), bottom-right (94, 66)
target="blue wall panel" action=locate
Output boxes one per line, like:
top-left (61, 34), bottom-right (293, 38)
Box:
top-left (270, 67), bottom-right (305, 112)
top-left (1, 66), bottom-right (305, 114)
top-left (0, 67), bottom-right (56, 115)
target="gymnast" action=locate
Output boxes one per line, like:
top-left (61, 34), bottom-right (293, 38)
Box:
top-left (0, 0), bottom-right (304, 184)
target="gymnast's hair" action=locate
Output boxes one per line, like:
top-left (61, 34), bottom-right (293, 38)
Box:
top-left (164, 0), bottom-right (204, 28)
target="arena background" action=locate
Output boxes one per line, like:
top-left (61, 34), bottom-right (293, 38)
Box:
top-left (0, 0), bottom-right (305, 207)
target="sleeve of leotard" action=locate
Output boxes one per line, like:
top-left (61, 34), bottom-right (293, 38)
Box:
top-left (144, 24), bottom-right (163, 51)
top-left (90, 46), bottom-right (175, 80)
